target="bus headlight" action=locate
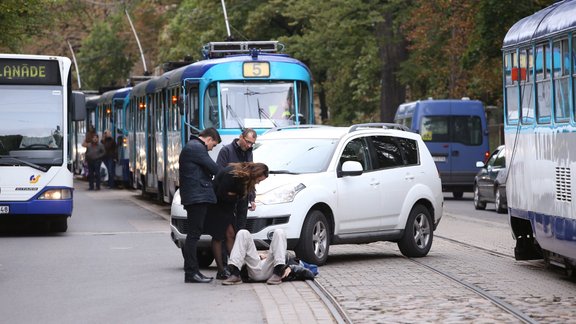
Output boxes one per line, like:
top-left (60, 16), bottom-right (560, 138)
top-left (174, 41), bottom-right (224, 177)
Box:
top-left (38, 189), bottom-right (72, 200)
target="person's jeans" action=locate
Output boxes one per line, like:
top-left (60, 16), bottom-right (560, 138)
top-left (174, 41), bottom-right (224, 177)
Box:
top-left (183, 204), bottom-right (209, 275)
top-left (87, 159), bottom-right (101, 189)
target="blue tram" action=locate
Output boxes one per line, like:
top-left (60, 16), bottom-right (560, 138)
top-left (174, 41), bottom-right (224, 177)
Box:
top-left (86, 41), bottom-right (314, 203)
top-left (502, 0), bottom-right (576, 275)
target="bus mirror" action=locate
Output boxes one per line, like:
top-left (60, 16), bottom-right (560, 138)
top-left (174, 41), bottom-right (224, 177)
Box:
top-left (72, 91), bottom-right (86, 121)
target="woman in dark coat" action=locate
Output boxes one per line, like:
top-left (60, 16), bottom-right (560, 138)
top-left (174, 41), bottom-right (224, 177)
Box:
top-left (205, 162), bottom-right (269, 279)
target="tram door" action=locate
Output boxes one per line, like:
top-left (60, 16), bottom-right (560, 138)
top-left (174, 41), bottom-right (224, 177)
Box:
top-left (145, 92), bottom-right (160, 194)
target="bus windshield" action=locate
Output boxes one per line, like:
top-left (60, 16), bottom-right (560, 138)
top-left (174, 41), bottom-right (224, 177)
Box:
top-left (0, 85), bottom-right (64, 165)
top-left (218, 81), bottom-right (297, 129)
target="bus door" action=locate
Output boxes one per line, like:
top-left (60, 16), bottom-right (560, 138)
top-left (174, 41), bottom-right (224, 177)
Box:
top-left (146, 93), bottom-right (159, 194)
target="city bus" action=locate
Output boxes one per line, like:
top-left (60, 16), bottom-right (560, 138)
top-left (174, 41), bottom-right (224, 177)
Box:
top-left (0, 54), bottom-right (85, 232)
top-left (128, 40), bottom-right (314, 203)
top-left (394, 98), bottom-right (490, 198)
top-left (502, 0), bottom-right (576, 275)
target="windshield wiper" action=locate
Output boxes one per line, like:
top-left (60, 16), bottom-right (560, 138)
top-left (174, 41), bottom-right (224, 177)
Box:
top-left (269, 170), bottom-right (299, 175)
top-left (225, 94), bottom-right (245, 129)
top-left (257, 98), bottom-right (278, 127)
top-left (0, 155), bottom-right (48, 172)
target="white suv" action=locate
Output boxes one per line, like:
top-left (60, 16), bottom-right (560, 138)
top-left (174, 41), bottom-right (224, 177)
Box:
top-left (170, 124), bottom-right (443, 266)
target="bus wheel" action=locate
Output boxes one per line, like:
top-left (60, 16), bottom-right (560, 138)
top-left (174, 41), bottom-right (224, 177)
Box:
top-left (51, 219), bottom-right (68, 233)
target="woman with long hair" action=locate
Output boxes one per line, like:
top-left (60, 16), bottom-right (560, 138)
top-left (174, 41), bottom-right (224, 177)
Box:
top-left (204, 162), bottom-right (269, 279)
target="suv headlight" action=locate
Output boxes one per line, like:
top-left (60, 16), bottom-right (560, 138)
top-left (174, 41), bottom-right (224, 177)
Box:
top-left (38, 189), bottom-right (72, 200)
top-left (256, 183), bottom-right (306, 205)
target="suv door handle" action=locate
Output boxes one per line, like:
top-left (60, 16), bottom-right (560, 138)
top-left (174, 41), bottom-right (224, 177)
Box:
top-left (405, 174), bottom-right (415, 180)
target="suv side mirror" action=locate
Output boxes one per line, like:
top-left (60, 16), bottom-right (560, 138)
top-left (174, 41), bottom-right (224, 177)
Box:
top-left (338, 161), bottom-right (363, 177)
top-left (475, 161), bottom-right (485, 168)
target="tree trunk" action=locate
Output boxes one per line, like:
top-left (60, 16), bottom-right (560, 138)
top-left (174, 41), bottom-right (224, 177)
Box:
top-left (377, 7), bottom-right (409, 123)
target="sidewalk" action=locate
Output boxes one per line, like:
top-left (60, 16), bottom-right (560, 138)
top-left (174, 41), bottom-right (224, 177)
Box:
top-left (112, 185), bottom-right (340, 323)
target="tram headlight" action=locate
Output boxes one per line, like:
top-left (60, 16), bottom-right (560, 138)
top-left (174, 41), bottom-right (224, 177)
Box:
top-left (38, 189), bottom-right (72, 200)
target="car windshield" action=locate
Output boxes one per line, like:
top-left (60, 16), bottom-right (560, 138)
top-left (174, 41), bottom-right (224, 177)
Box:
top-left (253, 138), bottom-right (338, 174)
top-left (0, 85), bottom-right (64, 166)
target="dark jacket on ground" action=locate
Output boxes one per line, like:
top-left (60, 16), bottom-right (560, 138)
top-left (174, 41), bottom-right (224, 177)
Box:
top-left (178, 136), bottom-right (220, 205)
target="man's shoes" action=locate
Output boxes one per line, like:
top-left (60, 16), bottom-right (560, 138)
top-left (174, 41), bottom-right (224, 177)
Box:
top-left (222, 274), bottom-right (242, 285)
top-left (266, 274), bottom-right (282, 285)
top-left (216, 269), bottom-right (230, 280)
top-left (185, 273), bottom-right (213, 283)
top-left (197, 272), bottom-right (213, 280)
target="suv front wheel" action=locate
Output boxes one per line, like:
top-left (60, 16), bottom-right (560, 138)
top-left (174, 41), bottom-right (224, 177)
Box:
top-left (295, 210), bottom-right (330, 266)
top-left (398, 205), bottom-right (433, 257)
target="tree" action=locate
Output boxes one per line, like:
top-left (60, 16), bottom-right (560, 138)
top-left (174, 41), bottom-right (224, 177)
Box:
top-left (0, 0), bottom-right (57, 52)
top-left (77, 19), bottom-right (134, 90)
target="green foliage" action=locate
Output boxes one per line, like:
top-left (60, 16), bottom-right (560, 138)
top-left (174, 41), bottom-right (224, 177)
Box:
top-left (77, 19), bottom-right (134, 90)
top-left (1, 0), bottom-right (560, 125)
top-left (0, 0), bottom-right (57, 52)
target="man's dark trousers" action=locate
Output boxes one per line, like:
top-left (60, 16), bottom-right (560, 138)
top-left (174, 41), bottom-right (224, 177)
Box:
top-left (183, 203), bottom-right (209, 275)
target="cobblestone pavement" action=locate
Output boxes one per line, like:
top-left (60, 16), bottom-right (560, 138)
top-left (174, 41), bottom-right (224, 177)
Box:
top-left (315, 213), bottom-right (576, 323)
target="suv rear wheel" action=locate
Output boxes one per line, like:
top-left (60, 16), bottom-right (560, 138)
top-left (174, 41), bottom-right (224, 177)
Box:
top-left (295, 210), bottom-right (330, 265)
top-left (398, 205), bottom-right (433, 257)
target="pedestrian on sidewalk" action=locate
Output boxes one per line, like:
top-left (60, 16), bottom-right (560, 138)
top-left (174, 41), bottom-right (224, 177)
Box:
top-left (84, 133), bottom-right (105, 191)
top-left (222, 228), bottom-right (288, 286)
top-left (204, 162), bottom-right (269, 280)
top-left (179, 128), bottom-right (221, 284)
top-left (101, 130), bottom-right (117, 189)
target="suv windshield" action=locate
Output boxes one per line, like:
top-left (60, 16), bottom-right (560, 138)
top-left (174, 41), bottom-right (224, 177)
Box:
top-left (0, 85), bottom-right (64, 166)
top-left (254, 138), bottom-right (337, 174)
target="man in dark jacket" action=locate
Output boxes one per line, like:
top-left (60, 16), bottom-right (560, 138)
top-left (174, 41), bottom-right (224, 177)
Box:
top-left (179, 127), bottom-right (221, 283)
top-left (216, 128), bottom-right (257, 230)
top-left (84, 133), bottom-right (105, 191)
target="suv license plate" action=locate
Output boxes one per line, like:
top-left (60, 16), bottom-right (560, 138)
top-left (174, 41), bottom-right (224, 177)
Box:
top-left (0, 206), bottom-right (9, 214)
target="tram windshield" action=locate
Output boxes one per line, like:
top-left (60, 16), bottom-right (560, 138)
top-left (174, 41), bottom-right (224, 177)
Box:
top-left (210, 81), bottom-right (303, 129)
top-left (0, 85), bottom-right (64, 166)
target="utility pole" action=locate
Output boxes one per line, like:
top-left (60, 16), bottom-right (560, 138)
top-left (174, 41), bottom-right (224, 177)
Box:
top-left (221, 0), bottom-right (232, 40)
top-left (67, 40), bottom-right (82, 89)
top-left (125, 9), bottom-right (149, 75)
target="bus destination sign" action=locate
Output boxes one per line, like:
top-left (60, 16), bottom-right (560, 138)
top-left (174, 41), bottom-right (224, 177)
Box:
top-left (0, 59), bottom-right (60, 85)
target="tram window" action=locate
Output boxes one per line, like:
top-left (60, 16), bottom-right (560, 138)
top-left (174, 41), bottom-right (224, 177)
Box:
top-left (554, 39), bottom-right (570, 123)
top-left (203, 83), bottom-right (219, 128)
top-left (505, 51), bottom-right (519, 124)
top-left (297, 81), bottom-right (311, 124)
top-left (536, 44), bottom-right (551, 123)
top-left (520, 48), bottom-right (534, 124)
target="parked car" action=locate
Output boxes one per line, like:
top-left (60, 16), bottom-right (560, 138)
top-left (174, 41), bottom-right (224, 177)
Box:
top-left (170, 124), bottom-right (444, 266)
top-left (473, 145), bottom-right (507, 213)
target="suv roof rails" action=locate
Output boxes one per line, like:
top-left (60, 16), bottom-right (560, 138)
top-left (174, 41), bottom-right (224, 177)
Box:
top-left (348, 123), bottom-right (409, 133)
top-left (264, 124), bottom-right (332, 134)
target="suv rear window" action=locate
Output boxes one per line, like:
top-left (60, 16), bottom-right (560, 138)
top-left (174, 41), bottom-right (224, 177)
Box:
top-left (370, 136), bottom-right (419, 169)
